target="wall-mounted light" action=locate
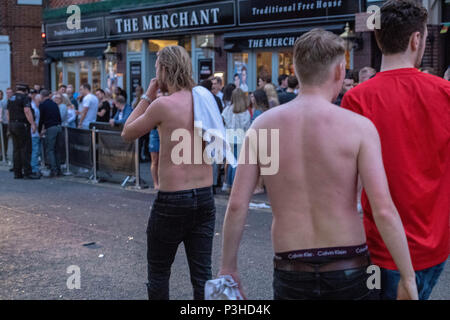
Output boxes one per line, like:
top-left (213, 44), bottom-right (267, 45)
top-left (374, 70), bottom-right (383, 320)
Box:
top-left (30, 49), bottom-right (41, 67)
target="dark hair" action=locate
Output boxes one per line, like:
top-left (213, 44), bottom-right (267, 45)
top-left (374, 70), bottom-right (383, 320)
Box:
top-left (96, 88), bottom-right (105, 95)
top-left (115, 95), bottom-right (126, 105)
top-left (223, 83), bottom-right (236, 103)
top-left (278, 74), bottom-right (288, 86)
top-left (233, 73), bottom-right (240, 79)
top-left (200, 79), bottom-right (213, 91)
top-left (375, 0), bottom-right (428, 55)
top-left (252, 89), bottom-right (269, 111)
top-left (115, 86), bottom-right (127, 99)
top-left (259, 70), bottom-right (271, 84)
top-left (287, 75), bottom-right (299, 89)
top-left (59, 84), bottom-right (67, 89)
top-left (81, 83), bottom-right (91, 91)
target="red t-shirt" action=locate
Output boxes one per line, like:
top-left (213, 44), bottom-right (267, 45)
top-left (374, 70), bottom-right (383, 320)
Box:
top-left (342, 68), bottom-right (450, 271)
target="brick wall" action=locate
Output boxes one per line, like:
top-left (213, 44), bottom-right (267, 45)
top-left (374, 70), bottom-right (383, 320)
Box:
top-left (48, 0), bottom-right (100, 8)
top-left (0, 0), bottom-right (45, 89)
top-left (422, 24), bottom-right (443, 75)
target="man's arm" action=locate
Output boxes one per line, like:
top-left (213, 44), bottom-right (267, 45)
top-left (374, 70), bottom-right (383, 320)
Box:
top-left (24, 107), bottom-right (36, 133)
top-left (78, 107), bottom-right (88, 128)
top-left (219, 132), bottom-right (260, 293)
top-left (357, 120), bottom-right (418, 300)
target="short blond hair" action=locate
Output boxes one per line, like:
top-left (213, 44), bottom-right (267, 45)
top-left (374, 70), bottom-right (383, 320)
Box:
top-left (231, 88), bottom-right (248, 114)
top-left (157, 45), bottom-right (195, 91)
top-left (263, 84), bottom-right (279, 107)
top-left (293, 29), bottom-right (345, 86)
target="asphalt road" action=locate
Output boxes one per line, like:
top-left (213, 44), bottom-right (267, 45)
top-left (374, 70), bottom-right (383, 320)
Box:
top-left (0, 165), bottom-right (448, 300)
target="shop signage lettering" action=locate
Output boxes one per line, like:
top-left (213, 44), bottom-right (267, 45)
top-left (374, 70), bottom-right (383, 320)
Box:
top-left (63, 50), bottom-right (85, 58)
top-left (46, 18), bottom-right (105, 44)
top-left (248, 37), bottom-right (297, 49)
top-left (106, 1), bottom-right (235, 38)
top-left (239, 0), bottom-right (362, 25)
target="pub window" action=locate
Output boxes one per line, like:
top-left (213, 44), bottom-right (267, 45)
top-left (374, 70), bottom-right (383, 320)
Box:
top-left (127, 40), bottom-right (143, 53)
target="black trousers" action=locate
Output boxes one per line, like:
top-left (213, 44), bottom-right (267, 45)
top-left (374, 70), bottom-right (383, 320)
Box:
top-left (146, 186), bottom-right (216, 300)
top-left (9, 122), bottom-right (32, 177)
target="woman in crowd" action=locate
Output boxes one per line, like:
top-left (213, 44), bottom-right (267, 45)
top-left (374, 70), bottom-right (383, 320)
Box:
top-left (222, 84), bottom-right (236, 109)
top-left (53, 93), bottom-right (68, 125)
top-left (250, 89), bottom-right (270, 194)
top-left (264, 83), bottom-right (280, 108)
top-left (132, 85), bottom-right (144, 109)
top-left (221, 88), bottom-right (251, 191)
top-left (62, 94), bottom-right (77, 128)
top-left (148, 90), bottom-right (163, 190)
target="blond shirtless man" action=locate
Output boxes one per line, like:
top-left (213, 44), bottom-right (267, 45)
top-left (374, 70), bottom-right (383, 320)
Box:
top-left (122, 46), bottom-right (215, 300)
top-left (219, 29), bottom-right (418, 300)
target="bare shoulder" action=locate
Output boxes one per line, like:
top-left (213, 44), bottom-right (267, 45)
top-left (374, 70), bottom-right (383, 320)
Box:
top-left (250, 104), bottom-right (289, 129)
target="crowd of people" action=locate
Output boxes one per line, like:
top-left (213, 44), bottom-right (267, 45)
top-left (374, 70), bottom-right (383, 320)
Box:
top-left (0, 82), bottom-right (133, 179)
top-left (0, 0), bottom-right (449, 301)
top-left (120, 0), bottom-right (449, 301)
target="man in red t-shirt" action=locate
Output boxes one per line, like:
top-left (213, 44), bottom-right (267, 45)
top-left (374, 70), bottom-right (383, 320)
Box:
top-left (342, 0), bottom-right (450, 300)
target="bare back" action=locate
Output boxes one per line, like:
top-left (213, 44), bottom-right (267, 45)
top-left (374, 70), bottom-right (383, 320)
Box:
top-left (257, 96), bottom-right (367, 253)
top-left (157, 90), bottom-right (212, 192)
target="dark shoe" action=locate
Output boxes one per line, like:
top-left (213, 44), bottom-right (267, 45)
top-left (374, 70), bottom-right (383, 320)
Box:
top-left (24, 173), bottom-right (41, 180)
top-left (9, 168), bottom-right (14, 172)
top-left (14, 175), bottom-right (24, 179)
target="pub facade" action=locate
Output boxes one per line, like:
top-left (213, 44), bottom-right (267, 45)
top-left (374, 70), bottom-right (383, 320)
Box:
top-left (42, 0), bottom-right (376, 100)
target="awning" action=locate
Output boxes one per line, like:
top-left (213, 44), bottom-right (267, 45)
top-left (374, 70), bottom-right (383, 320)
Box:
top-left (45, 43), bottom-right (109, 60)
top-left (224, 24), bottom-right (345, 52)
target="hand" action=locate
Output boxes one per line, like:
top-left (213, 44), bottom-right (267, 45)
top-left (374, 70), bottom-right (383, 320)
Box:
top-left (31, 124), bottom-right (36, 134)
top-left (218, 270), bottom-right (247, 300)
top-left (109, 119), bottom-right (115, 127)
top-left (397, 277), bottom-right (418, 300)
top-left (146, 78), bottom-right (159, 101)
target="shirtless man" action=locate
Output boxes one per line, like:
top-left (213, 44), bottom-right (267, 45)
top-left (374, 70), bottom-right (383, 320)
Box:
top-left (122, 45), bottom-right (215, 300)
top-left (218, 29), bottom-right (418, 300)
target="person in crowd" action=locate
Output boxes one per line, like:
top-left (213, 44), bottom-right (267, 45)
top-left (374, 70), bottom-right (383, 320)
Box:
top-left (109, 95), bottom-right (132, 128)
top-left (33, 84), bottom-right (41, 94)
top-left (95, 89), bottom-right (111, 123)
top-left (334, 76), bottom-right (356, 106)
top-left (276, 74), bottom-right (289, 94)
top-left (7, 84), bottom-right (39, 179)
top-left (420, 67), bottom-right (436, 75)
top-left (200, 79), bottom-right (223, 113)
top-left (219, 28), bottom-right (418, 301)
top-left (132, 85), bottom-right (144, 109)
top-left (122, 45), bottom-right (217, 300)
top-left (39, 90), bottom-right (63, 177)
top-left (148, 90), bottom-right (164, 191)
top-left (133, 85), bottom-right (149, 161)
top-left (258, 71), bottom-right (272, 89)
top-left (240, 67), bottom-right (249, 92)
top-left (211, 76), bottom-right (224, 102)
top-left (222, 88), bottom-right (251, 190)
top-left (222, 84), bottom-right (236, 109)
top-left (444, 66), bottom-right (450, 80)
top-left (342, 0), bottom-right (450, 300)
top-left (233, 73), bottom-right (241, 89)
top-left (0, 89), bottom-right (9, 161)
top-left (250, 89), bottom-right (270, 195)
top-left (53, 93), bottom-right (68, 126)
top-left (58, 84), bottom-right (67, 95)
top-left (30, 93), bottom-right (42, 177)
top-left (278, 75), bottom-right (299, 105)
top-left (77, 84), bottom-right (99, 129)
top-left (264, 83), bottom-right (280, 108)
top-left (63, 94), bottom-right (77, 128)
top-left (66, 85), bottom-right (79, 109)
top-left (358, 67), bottom-right (377, 83)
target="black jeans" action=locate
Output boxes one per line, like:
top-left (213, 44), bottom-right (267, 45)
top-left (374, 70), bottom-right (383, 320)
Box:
top-left (273, 266), bottom-right (381, 300)
top-left (146, 186), bottom-right (216, 300)
top-left (1, 122), bottom-right (8, 158)
top-left (9, 121), bottom-right (32, 177)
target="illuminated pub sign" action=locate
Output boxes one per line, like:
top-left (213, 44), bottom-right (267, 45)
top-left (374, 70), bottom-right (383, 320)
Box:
top-left (238, 0), bottom-right (362, 26)
top-left (106, 0), bottom-right (236, 39)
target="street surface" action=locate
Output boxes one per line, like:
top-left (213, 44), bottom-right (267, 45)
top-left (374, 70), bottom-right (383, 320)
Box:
top-left (0, 165), bottom-right (448, 300)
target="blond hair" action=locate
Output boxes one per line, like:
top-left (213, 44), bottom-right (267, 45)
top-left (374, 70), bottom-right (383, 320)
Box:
top-left (293, 29), bottom-right (345, 86)
top-left (263, 83), bottom-right (279, 107)
top-left (231, 88), bottom-right (248, 114)
top-left (157, 45), bottom-right (195, 91)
